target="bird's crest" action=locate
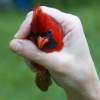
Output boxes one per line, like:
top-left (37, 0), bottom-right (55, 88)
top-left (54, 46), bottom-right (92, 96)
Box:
top-left (31, 7), bottom-right (49, 33)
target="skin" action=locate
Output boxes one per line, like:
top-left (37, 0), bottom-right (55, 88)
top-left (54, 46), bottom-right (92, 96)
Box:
top-left (9, 6), bottom-right (100, 100)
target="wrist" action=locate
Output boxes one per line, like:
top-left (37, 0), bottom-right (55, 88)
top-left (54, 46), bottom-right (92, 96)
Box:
top-left (83, 81), bottom-right (100, 100)
top-left (64, 87), bottom-right (87, 100)
top-left (65, 83), bottom-right (100, 100)
top-left (64, 81), bottom-right (100, 100)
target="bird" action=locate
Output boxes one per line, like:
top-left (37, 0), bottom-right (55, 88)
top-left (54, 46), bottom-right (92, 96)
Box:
top-left (27, 6), bottom-right (64, 91)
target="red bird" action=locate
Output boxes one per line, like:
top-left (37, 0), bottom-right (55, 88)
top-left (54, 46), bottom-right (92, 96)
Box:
top-left (27, 7), bottom-right (64, 91)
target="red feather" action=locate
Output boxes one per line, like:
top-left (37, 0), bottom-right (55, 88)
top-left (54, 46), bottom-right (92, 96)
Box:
top-left (31, 7), bottom-right (64, 52)
top-left (27, 7), bottom-right (64, 91)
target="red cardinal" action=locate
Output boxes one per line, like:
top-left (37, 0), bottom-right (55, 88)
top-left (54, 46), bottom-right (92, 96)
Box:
top-left (27, 7), bottom-right (64, 91)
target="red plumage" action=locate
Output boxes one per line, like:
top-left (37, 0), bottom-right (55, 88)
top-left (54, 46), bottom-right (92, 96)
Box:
top-left (27, 7), bottom-right (64, 91)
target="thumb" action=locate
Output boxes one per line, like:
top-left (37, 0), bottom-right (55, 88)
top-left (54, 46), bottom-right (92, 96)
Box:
top-left (9, 39), bottom-right (39, 59)
top-left (9, 39), bottom-right (71, 72)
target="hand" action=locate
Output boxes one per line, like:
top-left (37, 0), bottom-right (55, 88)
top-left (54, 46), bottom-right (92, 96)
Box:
top-left (10, 6), bottom-right (100, 100)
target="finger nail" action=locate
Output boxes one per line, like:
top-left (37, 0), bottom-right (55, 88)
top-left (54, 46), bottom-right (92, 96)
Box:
top-left (14, 32), bottom-right (19, 38)
top-left (14, 33), bottom-right (21, 39)
top-left (10, 40), bottom-right (23, 55)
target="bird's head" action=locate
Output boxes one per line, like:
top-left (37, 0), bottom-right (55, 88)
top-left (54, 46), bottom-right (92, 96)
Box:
top-left (33, 29), bottom-right (57, 49)
top-left (30, 7), bottom-right (63, 52)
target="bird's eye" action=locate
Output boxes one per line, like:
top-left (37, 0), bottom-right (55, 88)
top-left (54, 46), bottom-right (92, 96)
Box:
top-left (48, 29), bottom-right (52, 34)
top-left (39, 33), bottom-right (44, 37)
top-left (43, 36), bottom-right (48, 39)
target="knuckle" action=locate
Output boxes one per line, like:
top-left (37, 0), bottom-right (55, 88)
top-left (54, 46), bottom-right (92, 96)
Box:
top-left (74, 16), bottom-right (80, 21)
top-left (40, 6), bottom-right (48, 10)
top-left (73, 15), bottom-right (81, 24)
top-left (9, 39), bottom-right (17, 50)
top-left (26, 11), bottom-right (33, 17)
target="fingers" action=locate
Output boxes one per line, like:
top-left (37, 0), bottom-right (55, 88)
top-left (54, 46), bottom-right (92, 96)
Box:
top-left (15, 11), bottom-right (33, 39)
top-left (40, 6), bottom-right (73, 24)
top-left (40, 6), bottom-right (81, 34)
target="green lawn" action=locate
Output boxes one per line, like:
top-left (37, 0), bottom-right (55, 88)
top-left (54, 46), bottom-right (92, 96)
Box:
top-left (0, 6), bottom-right (100, 100)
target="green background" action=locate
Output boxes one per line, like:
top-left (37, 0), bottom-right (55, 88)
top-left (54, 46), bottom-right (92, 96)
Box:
top-left (0, 0), bottom-right (100, 100)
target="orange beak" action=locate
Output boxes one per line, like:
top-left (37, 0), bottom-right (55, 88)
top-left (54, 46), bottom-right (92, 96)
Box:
top-left (37, 36), bottom-right (49, 49)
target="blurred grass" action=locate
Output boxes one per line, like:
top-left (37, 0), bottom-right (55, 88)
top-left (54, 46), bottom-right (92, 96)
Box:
top-left (0, 5), bottom-right (100, 100)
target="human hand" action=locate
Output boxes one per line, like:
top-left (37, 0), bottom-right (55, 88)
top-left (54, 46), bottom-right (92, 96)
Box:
top-left (10, 6), bottom-right (100, 100)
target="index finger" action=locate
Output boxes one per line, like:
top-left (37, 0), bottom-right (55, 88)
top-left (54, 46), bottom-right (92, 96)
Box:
top-left (15, 11), bottom-right (33, 39)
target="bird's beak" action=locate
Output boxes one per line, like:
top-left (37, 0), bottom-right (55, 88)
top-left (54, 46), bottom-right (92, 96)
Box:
top-left (37, 36), bottom-right (49, 49)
